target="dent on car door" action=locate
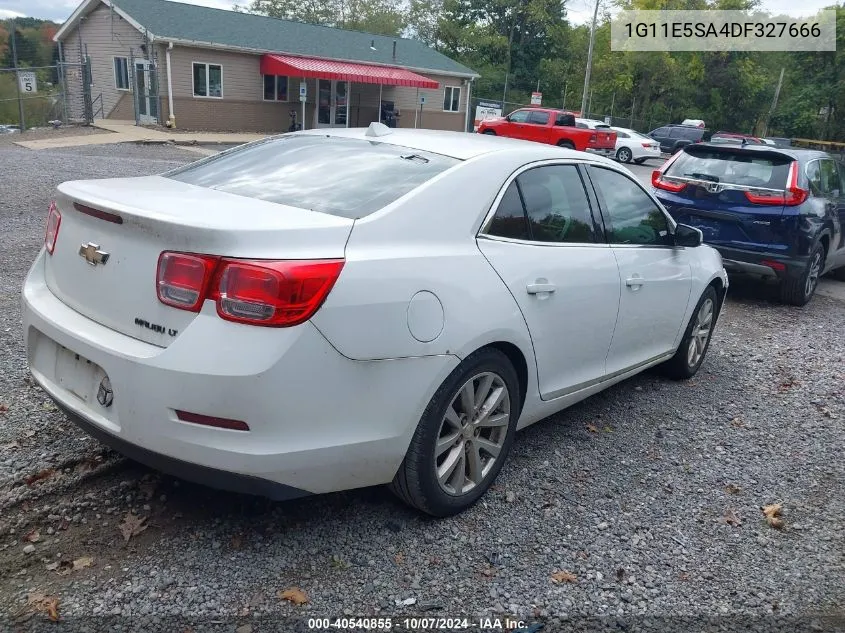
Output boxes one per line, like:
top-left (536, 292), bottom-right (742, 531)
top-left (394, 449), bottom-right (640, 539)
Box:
top-left (584, 165), bottom-right (693, 375)
top-left (476, 164), bottom-right (621, 400)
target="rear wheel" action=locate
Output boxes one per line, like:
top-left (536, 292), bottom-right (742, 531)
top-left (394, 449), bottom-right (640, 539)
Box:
top-left (780, 244), bottom-right (824, 306)
top-left (616, 147), bottom-right (633, 163)
top-left (661, 286), bottom-right (718, 380)
top-left (390, 348), bottom-right (519, 517)
top-left (557, 140), bottom-right (575, 150)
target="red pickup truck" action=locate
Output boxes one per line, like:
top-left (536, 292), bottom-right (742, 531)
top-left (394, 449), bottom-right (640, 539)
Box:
top-left (477, 107), bottom-right (617, 157)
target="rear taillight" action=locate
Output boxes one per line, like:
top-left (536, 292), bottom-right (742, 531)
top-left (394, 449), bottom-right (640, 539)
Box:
top-left (760, 259), bottom-right (787, 273)
top-left (156, 252), bottom-right (219, 311)
top-left (45, 202), bottom-right (61, 255)
top-left (212, 259), bottom-right (344, 327)
top-left (156, 252), bottom-right (344, 327)
top-left (744, 161), bottom-right (808, 207)
top-left (651, 151), bottom-right (686, 192)
top-left (641, 142), bottom-right (652, 148)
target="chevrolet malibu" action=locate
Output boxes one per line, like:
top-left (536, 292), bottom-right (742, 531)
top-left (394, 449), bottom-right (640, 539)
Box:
top-left (23, 125), bottom-right (727, 516)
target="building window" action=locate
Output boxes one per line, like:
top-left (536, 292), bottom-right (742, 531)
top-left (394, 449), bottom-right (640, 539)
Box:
top-left (263, 75), bottom-right (289, 102)
top-left (114, 57), bottom-right (129, 90)
top-left (193, 62), bottom-right (223, 98)
top-left (443, 85), bottom-right (461, 112)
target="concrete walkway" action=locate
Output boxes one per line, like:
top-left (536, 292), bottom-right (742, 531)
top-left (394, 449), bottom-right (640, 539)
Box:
top-left (14, 119), bottom-right (267, 151)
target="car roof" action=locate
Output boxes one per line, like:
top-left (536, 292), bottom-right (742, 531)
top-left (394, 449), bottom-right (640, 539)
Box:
top-left (691, 143), bottom-right (830, 161)
top-left (294, 126), bottom-right (619, 162)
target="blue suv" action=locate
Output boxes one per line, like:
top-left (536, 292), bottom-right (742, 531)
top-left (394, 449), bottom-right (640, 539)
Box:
top-left (651, 144), bottom-right (845, 305)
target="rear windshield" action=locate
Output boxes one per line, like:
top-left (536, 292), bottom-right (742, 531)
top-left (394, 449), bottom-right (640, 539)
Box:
top-left (165, 135), bottom-right (460, 219)
top-left (665, 149), bottom-right (792, 188)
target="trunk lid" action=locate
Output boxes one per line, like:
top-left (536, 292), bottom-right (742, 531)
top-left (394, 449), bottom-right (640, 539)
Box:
top-left (655, 146), bottom-right (796, 250)
top-left (46, 176), bottom-right (353, 347)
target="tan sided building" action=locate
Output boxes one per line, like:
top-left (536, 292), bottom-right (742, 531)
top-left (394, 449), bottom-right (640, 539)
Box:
top-left (55, 0), bottom-right (479, 132)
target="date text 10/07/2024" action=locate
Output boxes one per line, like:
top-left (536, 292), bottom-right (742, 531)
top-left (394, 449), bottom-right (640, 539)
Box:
top-left (306, 617), bottom-right (531, 630)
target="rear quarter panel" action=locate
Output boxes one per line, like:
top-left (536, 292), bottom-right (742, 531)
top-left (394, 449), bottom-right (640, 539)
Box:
top-left (309, 150), bottom-right (545, 367)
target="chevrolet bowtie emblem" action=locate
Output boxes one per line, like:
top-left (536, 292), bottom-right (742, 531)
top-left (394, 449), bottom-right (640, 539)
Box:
top-left (78, 242), bottom-right (110, 266)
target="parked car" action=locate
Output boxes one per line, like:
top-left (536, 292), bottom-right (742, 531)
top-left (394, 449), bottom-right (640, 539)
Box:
top-left (0, 124), bottom-right (20, 134)
top-left (575, 117), bottom-right (611, 129)
top-left (648, 124), bottom-right (713, 154)
top-left (710, 132), bottom-right (766, 145)
top-left (23, 125), bottom-right (728, 516)
top-left (652, 143), bottom-right (845, 305)
top-left (611, 126), bottom-right (662, 164)
top-left (681, 119), bottom-right (706, 128)
top-left (477, 108), bottom-right (617, 156)
top-left (765, 137), bottom-right (793, 148)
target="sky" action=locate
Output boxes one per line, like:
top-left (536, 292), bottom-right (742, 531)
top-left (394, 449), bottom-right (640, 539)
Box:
top-left (0, 0), bottom-right (836, 25)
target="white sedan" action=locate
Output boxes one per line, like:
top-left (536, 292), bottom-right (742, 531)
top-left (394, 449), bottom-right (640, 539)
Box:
top-left (23, 124), bottom-right (727, 516)
top-left (611, 126), bottom-right (662, 164)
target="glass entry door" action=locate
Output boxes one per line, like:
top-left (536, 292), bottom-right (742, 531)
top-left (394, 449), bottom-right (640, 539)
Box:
top-left (134, 60), bottom-right (158, 124)
top-left (316, 80), bottom-right (349, 128)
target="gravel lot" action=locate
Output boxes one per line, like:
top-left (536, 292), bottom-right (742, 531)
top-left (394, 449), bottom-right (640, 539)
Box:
top-left (0, 143), bottom-right (843, 631)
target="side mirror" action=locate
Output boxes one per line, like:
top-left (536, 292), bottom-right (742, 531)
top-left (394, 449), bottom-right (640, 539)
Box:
top-left (674, 223), bottom-right (703, 247)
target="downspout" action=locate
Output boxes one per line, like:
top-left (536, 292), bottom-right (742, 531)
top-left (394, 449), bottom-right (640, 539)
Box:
top-left (464, 77), bottom-right (474, 133)
top-left (166, 41), bottom-right (176, 127)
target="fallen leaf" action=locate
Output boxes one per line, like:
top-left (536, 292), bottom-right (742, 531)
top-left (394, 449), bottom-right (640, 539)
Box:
top-left (72, 556), bottom-right (94, 571)
top-left (394, 552), bottom-right (405, 565)
top-left (603, 426), bottom-right (613, 433)
top-left (762, 503), bottom-right (782, 519)
top-left (25, 469), bottom-right (55, 486)
top-left (551, 570), bottom-right (577, 584)
top-left (767, 517), bottom-right (785, 530)
top-left (27, 593), bottom-right (59, 621)
top-left (23, 529), bottom-right (40, 543)
top-left (724, 509), bottom-right (742, 527)
top-left (278, 587), bottom-right (309, 605)
top-left (678, 572), bottom-right (690, 581)
top-left (586, 424), bottom-right (598, 434)
top-left (724, 484), bottom-right (742, 495)
top-left (0, 402), bottom-right (7, 413)
top-left (118, 514), bottom-right (148, 544)
top-left (730, 417), bottom-right (744, 428)
top-left (59, 519), bottom-right (70, 531)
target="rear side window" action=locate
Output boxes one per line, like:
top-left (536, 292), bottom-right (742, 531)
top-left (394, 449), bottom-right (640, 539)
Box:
top-left (517, 166), bottom-right (595, 243)
top-left (527, 111), bottom-right (550, 125)
top-left (651, 127), bottom-right (669, 136)
top-left (615, 131), bottom-right (630, 139)
top-left (818, 159), bottom-right (841, 196)
top-left (166, 136), bottom-right (459, 219)
top-left (486, 182), bottom-right (529, 240)
top-left (665, 149), bottom-right (791, 189)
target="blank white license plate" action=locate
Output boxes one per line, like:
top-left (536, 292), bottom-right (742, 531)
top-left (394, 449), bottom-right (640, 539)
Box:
top-left (55, 346), bottom-right (100, 404)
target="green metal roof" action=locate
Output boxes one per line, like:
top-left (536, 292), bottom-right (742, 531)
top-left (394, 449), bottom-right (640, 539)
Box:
top-left (109, 0), bottom-right (477, 77)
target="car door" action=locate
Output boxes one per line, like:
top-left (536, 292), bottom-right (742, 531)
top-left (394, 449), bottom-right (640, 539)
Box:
top-left (477, 163), bottom-right (621, 400)
top-left (649, 127), bottom-right (670, 152)
top-left (584, 165), bottom-right (693, 375)
top-left (524, 110), bottom-right (551, 143)
top-left (503, 109), bottom-right (531, 140)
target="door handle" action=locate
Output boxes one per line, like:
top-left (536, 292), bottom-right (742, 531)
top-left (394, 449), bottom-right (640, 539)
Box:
top-left (527, 282), bottom-right (556, 294)
top-left (625, 276), bottom-right (645, 287)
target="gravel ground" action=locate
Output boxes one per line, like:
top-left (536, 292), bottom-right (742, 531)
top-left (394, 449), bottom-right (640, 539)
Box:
top-left (0, 143), bottom-right (843, 631)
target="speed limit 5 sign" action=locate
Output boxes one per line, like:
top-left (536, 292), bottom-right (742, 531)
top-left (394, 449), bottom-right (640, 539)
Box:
top-left (18, 71), bottom-right (37, 94)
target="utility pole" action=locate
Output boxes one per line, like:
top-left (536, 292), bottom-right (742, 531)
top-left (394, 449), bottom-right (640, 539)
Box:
top-left (761, 67), bottom-right (785, 138)
top-left (10, 19), bottom-right (26, 133)
top-left (588, 89), bottom-right (594, 116)
top-left (562, 81), bottom-right (568, 110)
top-left (609, 91), bottom-right (615, 122)
top-left (630, 94), bottom-right (635, 128)
top-left (580, 0), bottom-right (600, 117)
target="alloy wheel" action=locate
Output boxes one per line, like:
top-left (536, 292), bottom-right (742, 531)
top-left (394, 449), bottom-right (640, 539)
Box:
top-left (434, 372), bottom-right (510, 496)
top-left (687, 298), bottom-right (714, 368)
top-left (617, 147), bottom-right (632, 163)
top-left (805, 251), bottom-right (822, 298)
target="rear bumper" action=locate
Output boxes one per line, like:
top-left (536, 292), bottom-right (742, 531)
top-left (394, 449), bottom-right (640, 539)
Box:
top-left (22, 250), bottom-right (458, 497)
top-left (714, 245), bottom-right (808, 280)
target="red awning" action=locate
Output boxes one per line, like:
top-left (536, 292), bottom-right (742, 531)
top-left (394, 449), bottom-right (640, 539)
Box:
top-left (260, 54), bottom-right (439, 89)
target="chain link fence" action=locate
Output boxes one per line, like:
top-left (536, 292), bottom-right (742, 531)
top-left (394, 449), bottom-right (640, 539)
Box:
top-left (0, 61), bottom-right (92, 130)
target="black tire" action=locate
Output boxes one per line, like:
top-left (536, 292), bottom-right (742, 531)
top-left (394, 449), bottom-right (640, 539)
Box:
top-left (482, 130), bottom-right (496, 135)
top-left (616, 147), bottom-right (633, 163)
top-left (634, 158), bottom-right (646, 165)
top-left (390, 348), bottom-right (520, 517)
top-left (557, 140), bottom-right (576, 150)
top-left (661, 285), bottom-right (719, 380)
top-left (779, 244), bottom-right (824, 306)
